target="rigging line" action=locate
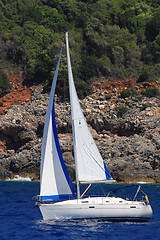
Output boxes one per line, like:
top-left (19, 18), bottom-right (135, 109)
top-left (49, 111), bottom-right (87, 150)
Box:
top-left (133, 185), bottom-right (141, 201)
top-left (86, 183), bottom-right (98, 196)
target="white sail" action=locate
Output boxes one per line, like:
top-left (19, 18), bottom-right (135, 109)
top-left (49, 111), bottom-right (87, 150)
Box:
top-left (40, 43), bottom-right (74, 200)
top-left (66, 32), bottom-right (112, 185)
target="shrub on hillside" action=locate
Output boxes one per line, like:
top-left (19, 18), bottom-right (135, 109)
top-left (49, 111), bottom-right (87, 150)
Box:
top-left (0, 69), bottom-right (11, 90)
top-left (115, 105), bottom-right (129, 117)
top-left (105, 93), bottom-right (112, 100)
top-left (141, 87), bottom-right (159, 98)
top-left (119, 89), bottom-right (131, 98)
top-left (137, 70), bottom-right (149, 83)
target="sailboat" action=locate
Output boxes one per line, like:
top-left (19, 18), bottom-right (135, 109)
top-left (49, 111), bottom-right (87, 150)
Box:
top-left (36, 32), bottom-right (153, 221)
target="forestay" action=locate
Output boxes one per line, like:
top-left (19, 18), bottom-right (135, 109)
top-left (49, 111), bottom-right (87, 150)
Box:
top-left (40, 42), bottom-right (74, 200)
top-left (66, 32), bottom-right (112, 184)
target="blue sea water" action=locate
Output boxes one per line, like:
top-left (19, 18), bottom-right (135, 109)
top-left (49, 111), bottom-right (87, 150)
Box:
top-left (0, 181), bottom-right (159, 240)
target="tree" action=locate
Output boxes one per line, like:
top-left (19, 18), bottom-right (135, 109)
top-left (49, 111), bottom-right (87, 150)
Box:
top-left (0, 69), bottom-right (11, 90)
top-left (141, 33), bottom-right (160, 64)
top-left (40, 6), bottom-right (65, 31)
top-left (146, 7), bottom-right (160, 41)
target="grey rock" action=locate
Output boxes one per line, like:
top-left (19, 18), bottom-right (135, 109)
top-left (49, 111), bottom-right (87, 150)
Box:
top-left (0, 84), bottom-right (160, 182)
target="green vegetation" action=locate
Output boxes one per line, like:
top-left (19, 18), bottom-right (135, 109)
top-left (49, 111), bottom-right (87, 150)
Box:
top-left (115, 105), bottom-right (129, 117)
top-left (105, 94), bottom-right (112, 100)
top-left (119, 89), bottom-right (131, 99)
top-left (137, 70), bottom-right (149, 83)
top-left (135, 95), bottom-right (143, 101)
top-left (80, 103), bottom-right (86, 110)
top-left (141, 87), bottom-right (159, 98)
top-left (0, 0), bottom-right (160, 98)
top-left (115, 105), bottom-right (128, 117)
top-left (0, 69), bottom-right (11, 90)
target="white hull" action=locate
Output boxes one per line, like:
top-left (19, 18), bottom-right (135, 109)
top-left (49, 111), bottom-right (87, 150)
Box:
top-left (39, 197), bottom-right (153, 221)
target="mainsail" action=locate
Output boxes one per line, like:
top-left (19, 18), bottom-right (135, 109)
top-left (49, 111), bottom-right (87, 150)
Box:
top-left (40, 42), bottom-right (74, 200)
top-left (66, 32), bottom-right (112, 186)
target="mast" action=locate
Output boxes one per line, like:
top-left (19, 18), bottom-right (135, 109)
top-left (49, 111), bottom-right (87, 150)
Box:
top-left (72, 121), bottom-right (80, 199)
top-left (66, 32), bottom-right (80, 199)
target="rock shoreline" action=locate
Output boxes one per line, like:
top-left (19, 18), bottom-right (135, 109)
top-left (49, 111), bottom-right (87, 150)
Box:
top-left (0, 84), bottom-right (160, 183)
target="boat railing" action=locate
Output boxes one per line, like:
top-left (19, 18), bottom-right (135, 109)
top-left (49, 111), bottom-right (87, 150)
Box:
top-left (33, 194), bottom-right (77, 204)
top-left (106, 184), bottom-right (150, 204)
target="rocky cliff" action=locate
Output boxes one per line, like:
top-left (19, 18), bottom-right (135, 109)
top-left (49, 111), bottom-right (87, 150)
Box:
top-left (0, 77), bottom-right (160, 183)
